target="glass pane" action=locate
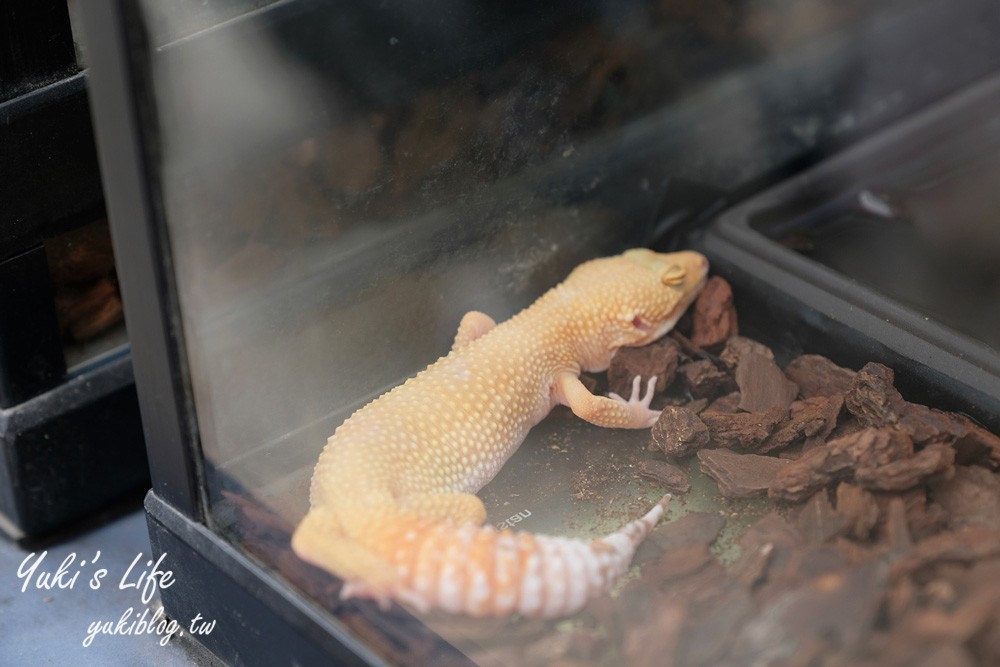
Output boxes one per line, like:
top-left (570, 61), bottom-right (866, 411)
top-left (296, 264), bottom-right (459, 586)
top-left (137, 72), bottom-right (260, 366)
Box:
top-left (134, 0), bottom-right (966, 663)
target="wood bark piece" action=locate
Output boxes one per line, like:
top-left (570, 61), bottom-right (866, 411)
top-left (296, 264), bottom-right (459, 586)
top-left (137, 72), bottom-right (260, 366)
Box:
top-left (608, 339), bottom-right (680, 397)
top-left (854, 443), bottom-right (955, 492)
top-left (901, 406), bottom-right (1000, 463)
top-left (637, 459), bottom-right (690, 493)
top-left (875, 488), bottom-right (949, 543)
top-left (785, 354), bottom-right (856, 398)
top-left (675, 584), bottom-right (754, 666)
top-left (690, 276), bottom-right (738, 350)
top-left (46, 220), bottom-right (119, 285)
top-left (796, 491), bottom-right (845, 544)
top-left (61, 278), bottom-right (124, 341)
top-left (889, 526), bottom-right (1000, 580)
top-left (841, 363), bottom-right (1000, 464)
top-left (911, 644), bottom-right (978, 667)
top-left (904, 559), bottom-right (1000, 644)
top-left (770, 544), bottom-right (849, 597)
top-left (930, 465), bottom-right (1000, 530)
top-left (701, 406), bottom-right (786, 449)
top-left (736, 351), bottom-right (799, 413)
top-left (703, 391), bottom-right (741, 414)
top-left (739, 512), bottom-right (804, 553)
top-left (731, 541), bottom-right (774, 590)
top-left (905, 592), bottom-right (1000, 649)
top-left (769, 427), bottom-right (919, 502)
top-left (760, 394), bottom-right (843, 454)
top-left (952, 415), bottom-right (1000, 468)
top-left (651, 406), bottom-right (710, 457)
top-left (897, 403), bottom-right (968, 446)
top-left (623, 603), bottom-right (684, 667)
top-left (668, 329), bottom-right (708, 360)
top-left (686, 397), bottom-right (710, 414)
top-left (698, 448), bottom-right (791, 498)
top-left (731, 561), bottom-right (885, 663)
top-left (631, 510), bottom-right (728, 589)
top-left (720, 335), bottom-right (775, 371)
top-left (835, 483), bottom-right (880, 540)
top-left (637, 542), bottom-right (716, 587)
top-left (663, 512), bottom-right (727, 549)
top-left (636, 511), bottom-right (727, 566)
top-left (679, 359), bottom-right (736, 398)
top-left (845, 362), bottom-right (906, 426)
top-left (621, 557), bottom-right (742, 667)
top-left (729, 512), bottom-right (803, 591)
top-left (883, 496), bottom-right (913, 551)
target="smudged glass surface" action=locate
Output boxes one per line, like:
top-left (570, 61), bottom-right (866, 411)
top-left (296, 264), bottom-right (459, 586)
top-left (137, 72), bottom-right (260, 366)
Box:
top-left (131, 0), bottom-right (997, 663)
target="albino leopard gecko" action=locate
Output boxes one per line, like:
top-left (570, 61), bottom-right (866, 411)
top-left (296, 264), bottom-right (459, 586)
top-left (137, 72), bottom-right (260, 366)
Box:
top-left (292, 248), bottom-right (710, 617)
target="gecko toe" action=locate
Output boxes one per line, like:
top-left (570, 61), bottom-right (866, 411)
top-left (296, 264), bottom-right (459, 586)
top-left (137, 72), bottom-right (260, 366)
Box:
top-left (641, 376), bottom-right (657, 408)
top-left (629, 374), bottom-right (643, 402)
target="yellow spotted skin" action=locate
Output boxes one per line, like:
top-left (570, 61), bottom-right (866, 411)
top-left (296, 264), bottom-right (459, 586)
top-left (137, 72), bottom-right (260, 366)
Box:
top-left (292, 249), bottom-right (709, 617)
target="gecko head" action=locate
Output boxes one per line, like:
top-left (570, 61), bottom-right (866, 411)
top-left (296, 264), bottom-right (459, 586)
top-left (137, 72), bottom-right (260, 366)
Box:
top-left (564, 248), bottom-right (710, 350)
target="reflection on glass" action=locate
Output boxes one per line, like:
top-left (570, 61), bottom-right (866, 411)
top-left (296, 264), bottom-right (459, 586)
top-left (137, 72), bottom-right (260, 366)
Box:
top-left (757, 152), bottom-right (1000, 352)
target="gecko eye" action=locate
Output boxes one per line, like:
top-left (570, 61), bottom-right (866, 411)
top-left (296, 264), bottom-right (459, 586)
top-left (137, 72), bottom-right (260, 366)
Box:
top-left (631, 315), bottom-right (653, 330)
top-left (661, 264), bottom-right (687, 285)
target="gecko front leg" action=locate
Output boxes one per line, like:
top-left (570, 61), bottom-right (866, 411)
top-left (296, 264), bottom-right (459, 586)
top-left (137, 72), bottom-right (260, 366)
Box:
top-left (553, 371), bottom-right (660, 429)
top-left (451, 311), bottom-right (497, 352)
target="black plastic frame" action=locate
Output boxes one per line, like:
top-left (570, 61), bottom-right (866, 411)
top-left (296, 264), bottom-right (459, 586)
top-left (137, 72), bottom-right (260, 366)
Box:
top-left (81, 0), bottom-right (205, 522)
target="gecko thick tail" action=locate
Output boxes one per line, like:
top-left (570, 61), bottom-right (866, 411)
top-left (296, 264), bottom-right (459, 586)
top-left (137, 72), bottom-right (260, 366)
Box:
top-left (376, 493), bottom-right (672, 618)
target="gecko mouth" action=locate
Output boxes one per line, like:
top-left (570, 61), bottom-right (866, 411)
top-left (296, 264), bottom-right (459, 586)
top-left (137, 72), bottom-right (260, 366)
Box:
top-left (647, 272), bottom-right (709, 342)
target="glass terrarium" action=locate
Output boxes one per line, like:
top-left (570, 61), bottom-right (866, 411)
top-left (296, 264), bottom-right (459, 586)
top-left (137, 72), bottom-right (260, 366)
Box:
top-left (82, 0), bottom-right (1000, 664)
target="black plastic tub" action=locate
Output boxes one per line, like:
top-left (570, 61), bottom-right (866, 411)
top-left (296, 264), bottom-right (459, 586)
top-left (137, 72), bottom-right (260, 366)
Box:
top-left (698, 72), bottom-right (1000, 436)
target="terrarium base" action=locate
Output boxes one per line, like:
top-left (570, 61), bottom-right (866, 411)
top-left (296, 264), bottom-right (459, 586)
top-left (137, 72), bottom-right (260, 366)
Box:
top-left (0, 352), bottom-right (148, 538)
top-left (144, 490), bottom-right (391, 666)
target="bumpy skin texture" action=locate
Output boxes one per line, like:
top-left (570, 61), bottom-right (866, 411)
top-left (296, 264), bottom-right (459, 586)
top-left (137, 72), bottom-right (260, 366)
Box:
top-left (292, 249), bottom-right (709, 617)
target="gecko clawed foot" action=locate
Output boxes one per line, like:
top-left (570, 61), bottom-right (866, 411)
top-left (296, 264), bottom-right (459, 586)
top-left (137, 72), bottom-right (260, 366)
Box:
top-left (608, 375), bottom-right (661, 428)
top-left (608, 374), bottom-right (656, 407)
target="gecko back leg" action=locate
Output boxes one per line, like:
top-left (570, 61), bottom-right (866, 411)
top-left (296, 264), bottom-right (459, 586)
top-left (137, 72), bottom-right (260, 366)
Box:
top-left (398, 492), bottom-right (488, 525)
top-left (451, 311), bottom-right (497, 352)
top-left (292, 508), bottom-right (397, 590)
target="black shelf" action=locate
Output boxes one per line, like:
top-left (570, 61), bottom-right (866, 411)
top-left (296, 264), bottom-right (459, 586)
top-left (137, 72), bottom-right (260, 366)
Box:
top-left (0, 0), bottom-right (78, 103)
top-left (0, 73), bottom-right (105, 258)
top-left (0, 352), bottom-right (148, 537)
top-left (0, 3), bottom-right (146, 537)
